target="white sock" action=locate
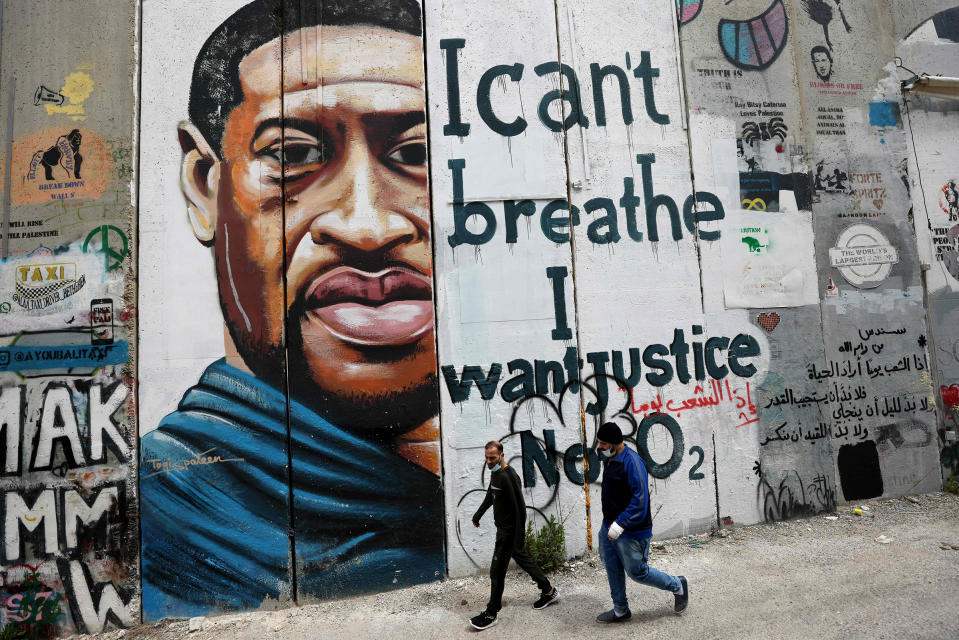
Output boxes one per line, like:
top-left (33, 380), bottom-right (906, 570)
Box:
top-left (675, 584), bottom-right (684, 596)
top-left (614, 607), bottom-right (628, 617)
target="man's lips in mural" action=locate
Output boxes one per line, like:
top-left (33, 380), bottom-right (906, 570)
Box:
top-left (304, 267), bottom-right (433, 346)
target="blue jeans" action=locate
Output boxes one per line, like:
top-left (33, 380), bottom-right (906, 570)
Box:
top-left (598, 522), bottom-right (681, 613)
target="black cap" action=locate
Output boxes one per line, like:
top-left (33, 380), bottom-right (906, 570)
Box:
top-left (597, 422), bottom-right (623, 445)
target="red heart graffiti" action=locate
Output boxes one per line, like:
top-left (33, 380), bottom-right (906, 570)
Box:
top-left (757, 312), bottom-right (780, 332)
top-left (941, 384), bottom-right (959, 408)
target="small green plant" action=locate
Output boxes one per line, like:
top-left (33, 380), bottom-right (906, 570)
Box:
top-left (524, 514), bottom-right (566, 573)
top-left (945, 473), bottom-right (959, 495)
top-left (0, 624), bottom-right (29, 640)
top-left (0, 623), bottom-right (28, 640)
top-left (0, 623), bottom-right (27, 640)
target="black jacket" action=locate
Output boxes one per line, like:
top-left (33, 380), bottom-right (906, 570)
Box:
top-left (472, 465), bottom-right (526, 532)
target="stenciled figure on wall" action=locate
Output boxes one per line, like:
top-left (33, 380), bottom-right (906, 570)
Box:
top-left (943, 180), bottom-right (959, 222)
top-left (810, 45), bottom-right (833, 82)
top-left (27, 128), bottom-right (83, 181)
top-left (140, 0), bottom-right (443, 619)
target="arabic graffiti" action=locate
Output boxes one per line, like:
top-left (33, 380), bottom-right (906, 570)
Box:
top-left (760, 420), bottom-right (872, 447)
top-left (629, 379), bottom-right (759, 429)
top-left (807, 327), bottom-right (926, 384)
top-left (764, 383), bottom-right (932, 423)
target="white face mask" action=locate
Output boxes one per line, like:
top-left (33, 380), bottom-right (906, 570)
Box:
top-left (598, 447), bottom-right (616, 459)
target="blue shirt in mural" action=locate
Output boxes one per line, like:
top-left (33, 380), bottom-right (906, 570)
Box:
top-left (140, 359), bottom-right (445, 620)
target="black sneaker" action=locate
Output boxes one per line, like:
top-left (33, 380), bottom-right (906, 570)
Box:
top-left (533, 588), bottom-right (559, 609)
top-left (596, 608), bottom-right (631, 623)
top-left (674, 576), bottom-right (689, 613)
top-left (469, 611), bottom-right (498, 630)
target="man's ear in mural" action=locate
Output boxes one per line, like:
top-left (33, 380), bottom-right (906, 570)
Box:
top-left (178, 121), bottom-right (220, 246)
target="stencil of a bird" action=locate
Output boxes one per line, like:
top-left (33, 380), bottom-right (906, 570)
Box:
top-left (802, 0), bottom-right (835, 49)
top-left (834, 0), bottom-right (852, 34)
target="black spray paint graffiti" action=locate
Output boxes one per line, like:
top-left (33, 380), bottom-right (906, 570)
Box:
top-left (454, 374), bottom-right (706, 566)
top-left (814, 160), bottom-right (851, 194)
top-left (742, 117), bottom-right (787, 143)
top-left (753, 462), bottom-right (837, 522)
top-left (801, 0), bottom-right (851, 51)
top-left (33, 86), bottom-right (65, 107)
top-left (810, 45), bottom-right (833, 82)
top-left (27, 130), bottom-right (83, 182)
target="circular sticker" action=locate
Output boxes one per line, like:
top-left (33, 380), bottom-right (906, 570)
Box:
top-left (828, 224), bottom-right (899, 289)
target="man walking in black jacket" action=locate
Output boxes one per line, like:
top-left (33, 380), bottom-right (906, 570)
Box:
top-left (469, 441), bottom-right (558, 630)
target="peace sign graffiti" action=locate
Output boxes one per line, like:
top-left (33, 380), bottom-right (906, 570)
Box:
top-left (83, 225), bottom-right (128, 271)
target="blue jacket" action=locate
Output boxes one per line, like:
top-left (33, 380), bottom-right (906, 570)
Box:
top-left (601, 446), bottom-right (653, 539)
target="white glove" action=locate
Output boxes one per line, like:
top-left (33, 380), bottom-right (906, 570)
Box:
top-left (607, 521), bottom-right (624, 541)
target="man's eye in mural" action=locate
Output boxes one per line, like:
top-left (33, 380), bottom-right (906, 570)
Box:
top-left (255, 134), bottom-right (329, 179)
top-left (279, 140), bottom-right (326, 166)
top-left (385, 139), bottom-right (427, 168)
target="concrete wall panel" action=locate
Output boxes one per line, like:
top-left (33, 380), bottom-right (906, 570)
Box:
top-left (0, 0), bottom-right (138, 635)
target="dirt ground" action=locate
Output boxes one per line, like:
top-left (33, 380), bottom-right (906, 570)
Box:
top-left (71, 492), bottom-right (959, 640)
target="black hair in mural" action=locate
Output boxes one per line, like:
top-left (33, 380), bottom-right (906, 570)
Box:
top-left (189, 0), bottom-right (422, 155)
top-left (809, 45), bottom-right (832, 63)
top-left (809, 45), bottom-right (833, 82)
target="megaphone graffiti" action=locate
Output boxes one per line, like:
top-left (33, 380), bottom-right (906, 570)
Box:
top-left (33, 85), bottom-right (65, 106)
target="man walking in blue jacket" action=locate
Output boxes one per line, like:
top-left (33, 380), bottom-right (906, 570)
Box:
top-left (595, 422), bottom-right (688, 623)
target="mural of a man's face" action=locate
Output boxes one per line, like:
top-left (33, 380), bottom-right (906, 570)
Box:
top-left (180, 25), bottom-right (435, 429)
top-left (812, 50), bottom-right (833, 81)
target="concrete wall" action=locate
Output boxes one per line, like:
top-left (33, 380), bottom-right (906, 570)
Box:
top-left (898, 6), bottom-right (959, 487)
top-left (1, 0), bottom-right (956, 634)
top-left (0, 0), bottom-right (139, 636)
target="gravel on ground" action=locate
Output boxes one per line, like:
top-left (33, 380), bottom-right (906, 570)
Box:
top-left (70, 492), bottom-right (959, 640)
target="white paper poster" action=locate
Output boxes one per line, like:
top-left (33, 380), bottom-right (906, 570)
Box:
top-left (722, 210), bottom-right (818, 308)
